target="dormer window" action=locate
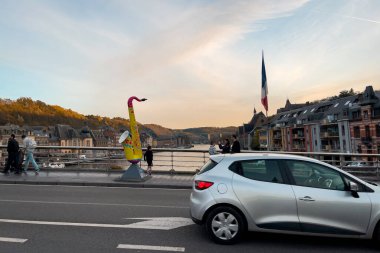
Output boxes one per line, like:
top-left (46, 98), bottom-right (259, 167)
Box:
top-left (364, 110), bottom-right (368, 119)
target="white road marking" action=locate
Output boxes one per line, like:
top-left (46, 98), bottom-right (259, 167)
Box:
top-left (0, 237), bottom-right (28, 243)
top-left (117, 244), bottom-right (185, 252)
top-left (0, 217), bottom-right (194, 230)
top-left (0, 199), bottom-right (187, 209)
top-left (0, 183), bottom-right (190, 191)
top-left (124, 217), bottom-right (194, 230)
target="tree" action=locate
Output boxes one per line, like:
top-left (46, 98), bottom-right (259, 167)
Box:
top-left (339, 88), bottom-right (356, 98)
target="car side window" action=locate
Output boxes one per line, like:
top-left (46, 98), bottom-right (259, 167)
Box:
top-left (237, 159), bottom-right (284, 184)
top-left (286, 160), bottom-right (346, 191)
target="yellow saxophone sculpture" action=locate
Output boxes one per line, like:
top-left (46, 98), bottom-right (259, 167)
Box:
top-left (119, 96), bottom-right (147, 164)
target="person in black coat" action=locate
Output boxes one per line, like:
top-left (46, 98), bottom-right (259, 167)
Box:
top-left (218, 139), bottom-right (231, 154)
top-left (231, 134), bottom-right (241, 153)
top-left (2, 134), bottom-right (19, 174)
top-left (144, 145), bottom-right (153, 175)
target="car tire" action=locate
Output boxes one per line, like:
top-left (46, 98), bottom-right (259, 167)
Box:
top-left (205, 206), bottom-right (245, 244)
top-left (373, 222), bottom-right (380, 246)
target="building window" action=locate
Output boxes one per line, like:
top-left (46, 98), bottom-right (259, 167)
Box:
top-left (352, 111), bottom-right (360, 119)
top-left (374, 108), bottom-right (380, 117)
top-left (365, 125), bottom-right (370, 138)
top-left (357, 145), bottom-right (362, 153)
top-left (364, 110), bottom-right (368, 119)
top-left (341, 125), bottom-right (345, 136)
top-left (376, 125), bottom-right (380, 137)
top-left (353, 126), bottom-right (360, 138)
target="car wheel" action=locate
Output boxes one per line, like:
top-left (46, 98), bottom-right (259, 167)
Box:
top-left (205, 206), bottom-right (245, 244)
top-left (373, 222), bottom-right (380, 245)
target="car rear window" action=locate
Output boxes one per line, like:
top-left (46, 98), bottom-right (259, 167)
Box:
top-left (229, 159), bottom-right (284, 184)
top-left (197, 160), bottom-right (217, 175)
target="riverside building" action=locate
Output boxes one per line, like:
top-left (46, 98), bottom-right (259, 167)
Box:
top-left (239, 85), bottom-right (380, 156)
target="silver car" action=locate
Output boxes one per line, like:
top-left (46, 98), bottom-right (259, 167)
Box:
top-left (190, 153), bottom-right (380, 244)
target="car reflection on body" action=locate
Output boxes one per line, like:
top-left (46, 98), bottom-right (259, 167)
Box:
top-left (190, 153), bottom-right (380, 244)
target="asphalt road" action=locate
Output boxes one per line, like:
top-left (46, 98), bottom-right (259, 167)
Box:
top-left (0, 184), bottom-right (377, 253)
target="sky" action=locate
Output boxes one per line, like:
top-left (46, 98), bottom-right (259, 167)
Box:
top-left (0, 0), bottom-right (379, 129)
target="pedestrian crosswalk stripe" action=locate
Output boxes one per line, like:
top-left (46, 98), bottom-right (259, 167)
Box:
top-left (117, 244), bottom-right (185, 252)
top-left (0, 237), bottom-right (28, 243)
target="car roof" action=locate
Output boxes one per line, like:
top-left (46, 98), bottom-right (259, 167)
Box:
top-left (211, 153), bottom-right (318, 162)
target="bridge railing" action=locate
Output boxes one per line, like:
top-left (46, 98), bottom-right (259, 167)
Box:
top-left (0, 146), bottom-right (379, 178)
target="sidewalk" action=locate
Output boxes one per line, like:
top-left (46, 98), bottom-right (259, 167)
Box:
top-left (0, 170), bottom-right (194, 189)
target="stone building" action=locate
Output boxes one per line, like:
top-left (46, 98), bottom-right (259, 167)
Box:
top-left (243, 85), bottom-right (379, 155)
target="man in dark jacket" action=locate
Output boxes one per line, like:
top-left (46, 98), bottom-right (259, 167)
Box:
top-left (231, 135), bottom-right (241, 153)
top-left (2, 134), bottom-right (19, 174)
top-left (218, 139), bottom-right (231, 154)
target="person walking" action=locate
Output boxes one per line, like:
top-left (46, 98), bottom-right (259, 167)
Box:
top-left (144, 145), bottom-right (153, 175)
top-left (231, 134), bottom-right (241, 153)
top-left (218, 139), bottom-right (231, 154)
top-left (2, 134), bottom-right (19, 174)
top-left (22, 134), bottom-right (39, 175)
top-left (208, 141), bottom-right (218, 155)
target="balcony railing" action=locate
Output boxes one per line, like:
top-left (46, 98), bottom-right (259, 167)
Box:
top-left (361, 137), bottom-right (372, 143)
top-left (320, 132), bottom-right (339, 138)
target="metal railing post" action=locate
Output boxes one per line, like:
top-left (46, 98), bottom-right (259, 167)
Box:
top-left (339, 154), bottom-right (344, 169)
top-left (171, 151), bottom-right (174, 171)
top-left (77, 148), bottom-right (80, 168)
top-left (107, 149), bottom-right (111, 172)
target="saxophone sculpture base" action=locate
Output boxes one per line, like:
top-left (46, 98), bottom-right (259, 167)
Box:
top-left (118, 164), bottom-right (151, 182)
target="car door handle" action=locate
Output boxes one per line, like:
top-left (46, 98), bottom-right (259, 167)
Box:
top-left (299, 196), bottom-right (315, 202)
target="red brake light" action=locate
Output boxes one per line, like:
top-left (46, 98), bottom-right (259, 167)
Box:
top-left (195, 180), bottom-right (214, 190)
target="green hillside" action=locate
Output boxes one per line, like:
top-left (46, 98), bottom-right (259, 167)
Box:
top-left (0, 98), bottom-right (237, 142)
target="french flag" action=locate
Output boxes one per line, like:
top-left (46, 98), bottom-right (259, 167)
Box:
top-left (261, 51), bottom-right (268, 113)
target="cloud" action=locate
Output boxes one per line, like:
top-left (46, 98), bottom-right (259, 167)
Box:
top-left (11, 0), bottom-right (380, 129)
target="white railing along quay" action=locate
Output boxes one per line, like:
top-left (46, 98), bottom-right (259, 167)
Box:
top-left (0, 145), bottom-right (379, 178)
top-left (0, 146), bottom-right (210, 174)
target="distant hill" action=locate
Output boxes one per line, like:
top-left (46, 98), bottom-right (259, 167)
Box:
top-left (0, 97), bottom-right (131, 130)
top-left (0, 97), bottom-right (237, 142)
top-left (180, 127), bottom-right (238, 143)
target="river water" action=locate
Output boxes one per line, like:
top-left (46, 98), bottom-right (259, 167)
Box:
top-left (149, 144), bottom-right (211, 172)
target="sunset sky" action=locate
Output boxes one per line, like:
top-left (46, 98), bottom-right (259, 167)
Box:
top-left (1, 0), bottom-right (379, 129)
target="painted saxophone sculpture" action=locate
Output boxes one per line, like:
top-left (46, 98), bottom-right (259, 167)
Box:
top-left (119, 96), bottom-right (147, 164)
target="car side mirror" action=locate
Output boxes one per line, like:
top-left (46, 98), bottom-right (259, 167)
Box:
top-left (349, 182), bottom-right (359, 198)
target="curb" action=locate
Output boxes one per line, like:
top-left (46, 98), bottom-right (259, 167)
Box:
top-left (0, 180), bottom-right (192, 189)
top-left (36, 168), bottom-right (196, 176)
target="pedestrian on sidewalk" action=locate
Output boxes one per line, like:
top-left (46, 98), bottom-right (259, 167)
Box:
top-left (218, 139), bottom-right (231, 154)
top-left (22, 134), bottom-right (39, 175)
top-left (2, 134), bottom-right (19, 174)
top-left (208, 141), bottom-right (218, 155)
top-left (144, 145), bottom-right (153, 175)
top-left (231, 134), bottom-right (241, 153)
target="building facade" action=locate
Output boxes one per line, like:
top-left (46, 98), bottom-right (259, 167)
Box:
top-left (244, 85), bottom-right (379, 156)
